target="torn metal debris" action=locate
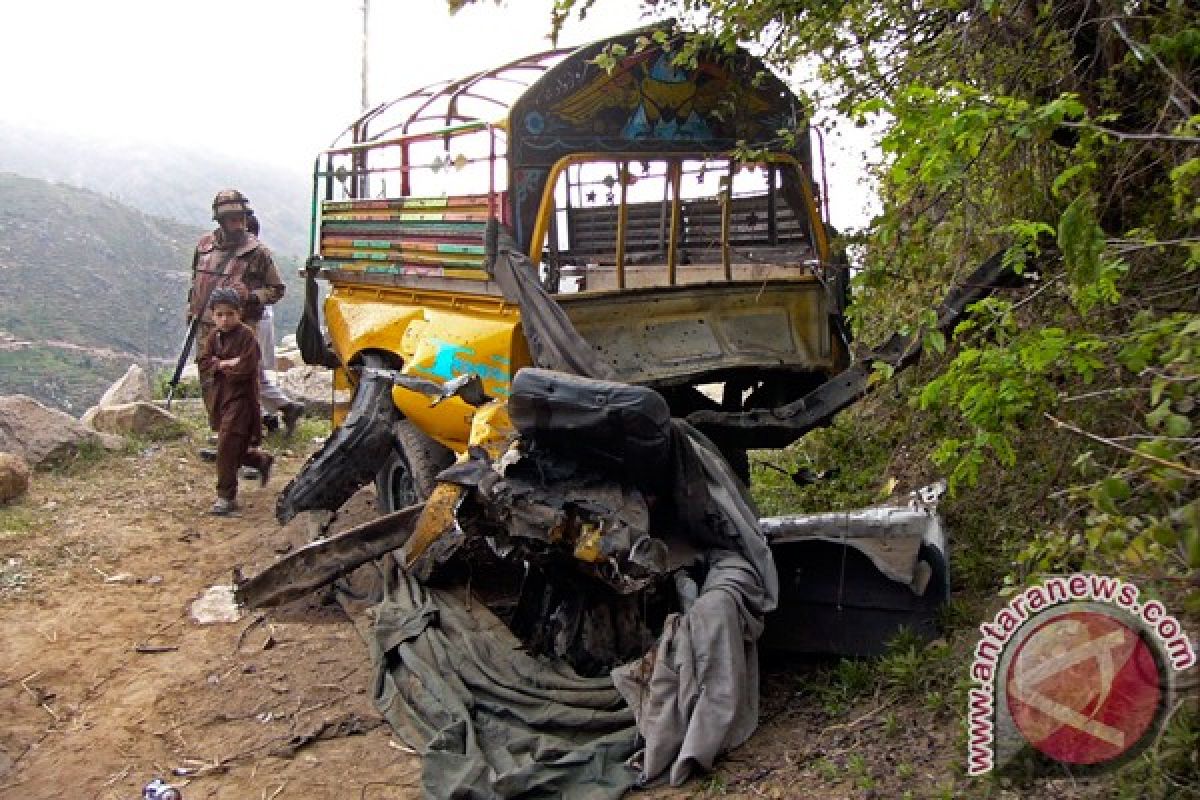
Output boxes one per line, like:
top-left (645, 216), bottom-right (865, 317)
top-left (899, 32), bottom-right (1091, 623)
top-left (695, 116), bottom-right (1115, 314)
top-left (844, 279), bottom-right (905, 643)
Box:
top-left (240, 366), bottom-right (952, 798)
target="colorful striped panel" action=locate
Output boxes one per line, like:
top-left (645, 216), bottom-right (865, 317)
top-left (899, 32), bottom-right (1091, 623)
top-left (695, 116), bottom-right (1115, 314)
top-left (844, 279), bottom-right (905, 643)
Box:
top-left (322, 210), bottom-right (489, 223)
top-left (321, 238), bottom-right (485, 255)
top-left (322, 195), bottom-right (493, 212)
top-left (320, 219), bottom-right (487, 237)
top-left (324, 261), bottom-right (490, 281)
top-left (320, 196), bottom-right (493, 283)
top-left (322, 249), bottom-right (484, 268)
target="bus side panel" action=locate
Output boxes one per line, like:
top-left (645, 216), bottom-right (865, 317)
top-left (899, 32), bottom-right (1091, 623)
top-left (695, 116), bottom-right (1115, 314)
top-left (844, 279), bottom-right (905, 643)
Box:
top-left (324, 287), bottom-right (528, 451)
top-left (398, 311), bottom-right (529, 449)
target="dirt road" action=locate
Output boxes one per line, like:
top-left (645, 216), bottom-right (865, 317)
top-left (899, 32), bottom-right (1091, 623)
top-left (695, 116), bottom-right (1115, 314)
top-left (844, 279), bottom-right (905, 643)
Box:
top-left (0, 425), bottom-right (965, 800)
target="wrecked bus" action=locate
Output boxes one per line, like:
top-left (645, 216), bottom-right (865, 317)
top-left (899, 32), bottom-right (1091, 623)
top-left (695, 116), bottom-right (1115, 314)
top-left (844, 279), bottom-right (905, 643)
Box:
top-left (292, 28), bottom-right (846, 492)
top-left (278, 26), bottom-right (956, 657)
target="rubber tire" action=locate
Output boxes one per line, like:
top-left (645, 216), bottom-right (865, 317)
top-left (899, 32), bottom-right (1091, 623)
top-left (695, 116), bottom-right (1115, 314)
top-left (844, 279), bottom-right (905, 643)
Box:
top-left (375, 419), bottom-right (455, 513)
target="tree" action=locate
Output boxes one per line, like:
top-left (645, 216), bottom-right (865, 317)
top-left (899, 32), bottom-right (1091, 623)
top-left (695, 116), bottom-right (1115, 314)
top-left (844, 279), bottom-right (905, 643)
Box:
top-left (459, 0), bottom-right (1199, 789)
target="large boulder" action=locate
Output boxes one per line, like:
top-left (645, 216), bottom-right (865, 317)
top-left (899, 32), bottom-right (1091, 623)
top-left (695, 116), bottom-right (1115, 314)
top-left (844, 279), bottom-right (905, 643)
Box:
top-left (0, 395), bottom-right (124, 467)
top-left (97, 364), bottom-right (152, 408)
top-left (89, 402), bottom-right (184, 438)
top-left (0, 452), bottom-right (30, 506)
top-left (277, 366), bottom-right (335, 416)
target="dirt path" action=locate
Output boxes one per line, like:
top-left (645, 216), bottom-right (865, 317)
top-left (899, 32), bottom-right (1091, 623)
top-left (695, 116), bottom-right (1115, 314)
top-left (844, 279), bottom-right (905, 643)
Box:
top-left (0, 432), bottom-right (420, 800)
top-left (0, 425), bottom-right (968, 800)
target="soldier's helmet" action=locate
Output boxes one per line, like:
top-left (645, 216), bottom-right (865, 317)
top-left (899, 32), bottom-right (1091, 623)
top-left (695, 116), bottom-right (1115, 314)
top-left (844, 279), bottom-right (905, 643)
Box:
top-left (211, 189), bottom-right (253, 220)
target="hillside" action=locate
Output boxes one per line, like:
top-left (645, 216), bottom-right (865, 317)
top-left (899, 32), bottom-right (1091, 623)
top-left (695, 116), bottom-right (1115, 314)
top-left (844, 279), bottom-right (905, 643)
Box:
top-left (0, 122), bottom-right (312, 259)
top-left (0, 173), bottom-right (304, 411)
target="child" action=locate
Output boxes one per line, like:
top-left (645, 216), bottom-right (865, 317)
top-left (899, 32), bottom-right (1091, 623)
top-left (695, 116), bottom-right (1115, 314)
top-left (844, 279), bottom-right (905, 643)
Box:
top-left (197, 287), bottom-right (274, 515)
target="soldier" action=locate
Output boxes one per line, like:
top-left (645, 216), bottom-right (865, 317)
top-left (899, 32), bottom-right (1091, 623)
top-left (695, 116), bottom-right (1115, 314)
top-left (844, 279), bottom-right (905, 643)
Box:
top-left (187, 188), bottom-right (285, 414)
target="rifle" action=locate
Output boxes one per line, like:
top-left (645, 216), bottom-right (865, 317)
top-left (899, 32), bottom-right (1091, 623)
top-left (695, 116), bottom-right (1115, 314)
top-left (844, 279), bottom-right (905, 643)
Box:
top-left (166, 315), bottom-right (202, 410)
top-left (169, 238), bottom-right (244, 408)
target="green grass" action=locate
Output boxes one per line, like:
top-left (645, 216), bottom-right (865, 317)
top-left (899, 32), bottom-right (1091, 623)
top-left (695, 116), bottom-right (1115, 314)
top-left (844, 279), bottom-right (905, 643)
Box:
top-left (0, 505), bottom-right (39, 540)
top-left (811, 756), bottom-right (840, 784)
top-left (287, 414), bottom-right (333, 443)
top-left (749, 408), bottom-right (901, 516)
top-left (44, 438), bottom-right (124, 477)
top-left (1112, 699), bottom-right (1200, 799)
top-left (151, 369), bottom-right (202, 402)
top-left (696, 773), bottom-right (727, 795)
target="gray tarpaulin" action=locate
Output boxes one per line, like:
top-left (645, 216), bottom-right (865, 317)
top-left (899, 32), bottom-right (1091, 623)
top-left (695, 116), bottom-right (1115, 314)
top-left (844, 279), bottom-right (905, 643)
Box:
top-left (487, 221), bottom-right (616, 382)
top-left (366, 568), bottom-right (641, 799)
top-left (357, 223), bottom-right (778, 797)
top-left (611, 549), bottom-right (768, 786)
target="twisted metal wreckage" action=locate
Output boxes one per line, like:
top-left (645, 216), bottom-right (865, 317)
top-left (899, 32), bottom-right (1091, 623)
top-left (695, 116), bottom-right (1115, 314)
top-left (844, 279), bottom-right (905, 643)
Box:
top-left (231, 23), bottom-right (1023, 797)
top-left (234, 225), bottom-right (1016, 798)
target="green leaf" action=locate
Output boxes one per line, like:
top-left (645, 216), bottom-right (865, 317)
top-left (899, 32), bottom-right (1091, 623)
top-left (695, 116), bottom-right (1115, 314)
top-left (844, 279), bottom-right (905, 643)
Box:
top-left (926, 329), bottom-right (946, 355)
top-left (1184, 591), bottom-right (1200, 615)
top-left (1184, 527), bottom-right (1200, 569)
top-left (1147, 520), bottom-right (1179, 547)
top-left (1058, 194), bottom-right (1111, 311)
top-left (1146, 400), bottom-right (1172, 431)
top-left (1151, 376), bottom-right (1168, 406)
top-left (1100, 476), bottom-right (1131, 503)
top-left (1165, 413), bottom-right (1192, 437)
top-left (1051, 162), bottom-right (1096, 198)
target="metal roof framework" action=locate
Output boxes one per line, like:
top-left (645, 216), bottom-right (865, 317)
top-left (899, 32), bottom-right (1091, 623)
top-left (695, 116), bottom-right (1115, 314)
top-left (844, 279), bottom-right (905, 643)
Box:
top-left (331, 48), bottom-right (576, 147)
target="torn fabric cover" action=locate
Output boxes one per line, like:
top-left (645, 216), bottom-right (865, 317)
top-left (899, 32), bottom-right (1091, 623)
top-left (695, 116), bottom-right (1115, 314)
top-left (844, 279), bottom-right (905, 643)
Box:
top-left (486, 220), bottom-right (616, 382)
top-left (368, 567), bottom-right (642, 799)
top-left (361, 221), bottom-right (778, 796)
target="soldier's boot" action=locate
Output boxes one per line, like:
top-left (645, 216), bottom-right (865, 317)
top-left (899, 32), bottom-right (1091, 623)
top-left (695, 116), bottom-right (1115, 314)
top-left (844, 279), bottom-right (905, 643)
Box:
top-left (282, 402), bottom-right (305, 436)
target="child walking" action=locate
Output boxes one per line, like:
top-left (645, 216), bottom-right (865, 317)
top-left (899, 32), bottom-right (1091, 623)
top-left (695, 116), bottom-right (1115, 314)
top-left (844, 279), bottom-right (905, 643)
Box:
top-left (198, 287), bottom-right (274, 515)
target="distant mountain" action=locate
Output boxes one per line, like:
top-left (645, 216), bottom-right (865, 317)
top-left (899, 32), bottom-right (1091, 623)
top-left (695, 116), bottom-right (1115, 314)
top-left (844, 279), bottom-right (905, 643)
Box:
top-left (0, 173), bottom-right (304, 411)
top-left (0, 122), bottom-right (312, 259)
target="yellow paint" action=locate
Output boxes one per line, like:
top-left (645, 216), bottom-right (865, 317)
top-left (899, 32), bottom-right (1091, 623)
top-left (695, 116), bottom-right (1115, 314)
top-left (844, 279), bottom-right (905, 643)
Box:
top-left (572, 523), bottom-right (605, 563)
top-left (323, 284), bottom-right (528, 451)
top-left (468, 401), bottom-right (516, 457)
top-left (404, 482), bottom-right (464, 567)
top-left (332, 367), bottom-right (353, 428)
top-left (404, 400), bottom-right (516, 566)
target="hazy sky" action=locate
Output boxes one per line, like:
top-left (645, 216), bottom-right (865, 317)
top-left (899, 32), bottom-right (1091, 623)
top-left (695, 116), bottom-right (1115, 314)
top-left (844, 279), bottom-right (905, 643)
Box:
top-left (0, 0), bottom-right (878, 228)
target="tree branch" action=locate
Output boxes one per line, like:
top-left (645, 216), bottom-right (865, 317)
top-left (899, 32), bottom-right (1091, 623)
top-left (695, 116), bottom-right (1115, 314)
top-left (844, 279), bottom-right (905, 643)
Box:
top-left (1059, 121), bottom-right (1200, 145)
top-left (1045, 413), bottom-right (1200, 479)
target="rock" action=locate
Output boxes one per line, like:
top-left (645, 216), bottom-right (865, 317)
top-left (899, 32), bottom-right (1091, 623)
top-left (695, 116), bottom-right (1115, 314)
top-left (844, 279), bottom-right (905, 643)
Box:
top-left (280, 334), bottom-right (298, 350)
top-left (89, 402), bottom-right (184, 438)
top-left (0, 395), bottom-right (124, 467)
top-left (0, 452), bottom-right (31, 505)
top-left (273, 351), bottom-right (301, 372)
top-left (277, 366), bottom-right (334, 416)
top-left (190, 585), bottom-right (243, 624)
top-left (98, 364), bottom-right (152, 408)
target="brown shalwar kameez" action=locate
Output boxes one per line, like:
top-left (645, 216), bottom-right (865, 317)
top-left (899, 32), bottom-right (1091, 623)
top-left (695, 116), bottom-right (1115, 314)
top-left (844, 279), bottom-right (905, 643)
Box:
top-left (189, 229), bottom-right (285, 415)
top-left (198, 322), bottom-right (271, 502)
